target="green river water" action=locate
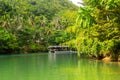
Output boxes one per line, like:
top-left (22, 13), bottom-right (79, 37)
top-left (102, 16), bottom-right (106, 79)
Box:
top-left (0, 53), bottom-right (120, 80)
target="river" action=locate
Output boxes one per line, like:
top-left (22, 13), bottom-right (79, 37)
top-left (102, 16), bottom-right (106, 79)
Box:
top-left (0, 53), bottom-right (120, 80)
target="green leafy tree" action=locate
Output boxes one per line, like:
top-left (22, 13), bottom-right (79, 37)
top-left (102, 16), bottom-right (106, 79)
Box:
top-left (76, 0), bottom-right (120, 61)
top-left (0, 0), bottom-right (78, 54)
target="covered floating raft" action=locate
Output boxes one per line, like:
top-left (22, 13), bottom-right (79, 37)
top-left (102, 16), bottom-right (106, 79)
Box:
top-left (48, 46), bottom-right (77, 54)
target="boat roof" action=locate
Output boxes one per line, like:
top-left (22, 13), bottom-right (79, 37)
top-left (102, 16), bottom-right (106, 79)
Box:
top-left (48, 46), bottom-right (69, 48)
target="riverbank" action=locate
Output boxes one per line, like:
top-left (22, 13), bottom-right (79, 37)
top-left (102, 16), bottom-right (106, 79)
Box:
top-left (80, 53), bottom-right (120, 62)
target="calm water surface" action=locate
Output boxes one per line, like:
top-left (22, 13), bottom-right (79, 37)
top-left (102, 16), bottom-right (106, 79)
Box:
top-left (0, 53), bottom-right (120, 80)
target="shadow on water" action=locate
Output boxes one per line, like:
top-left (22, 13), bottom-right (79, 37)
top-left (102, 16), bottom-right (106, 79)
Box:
top-left (48, 53), bottom-right (120, 80)
top-left (0, 53), bottom-right (120, 80)
top-left (76, 58), bottom-right (120, 80)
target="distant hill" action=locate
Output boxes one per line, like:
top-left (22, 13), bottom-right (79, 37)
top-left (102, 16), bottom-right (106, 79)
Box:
top-left (28, 0), bottom-right (78, 19)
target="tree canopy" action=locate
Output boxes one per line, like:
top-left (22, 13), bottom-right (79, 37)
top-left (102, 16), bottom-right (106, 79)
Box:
top-left (75, 0), bottom-right (120, 61)
top-left (2, 0), bottom-right (120, 62)
top-left (0, 0), bottom-right (78, 54)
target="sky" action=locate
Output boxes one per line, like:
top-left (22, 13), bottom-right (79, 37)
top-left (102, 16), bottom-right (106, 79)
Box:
top-left (71, 0), bottom-right (83, 6)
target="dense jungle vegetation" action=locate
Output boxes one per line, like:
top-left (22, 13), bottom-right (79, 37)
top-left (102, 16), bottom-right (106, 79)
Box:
top-left (0, 0), bottom-right (78, 54)
top-left (75, 0), bottom-right (120, 61)
top-left (0, 0), bottom-right (120, 61)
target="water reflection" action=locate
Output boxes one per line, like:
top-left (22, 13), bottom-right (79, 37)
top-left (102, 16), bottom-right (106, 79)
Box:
top-left (48, 53), bottom-right (56, 62)
top-left (76, 59), bottom-right (120, 80)
top-left (0, 54), bottom-right (120, 80)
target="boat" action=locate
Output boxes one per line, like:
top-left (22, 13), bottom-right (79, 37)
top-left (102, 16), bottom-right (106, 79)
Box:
top-left (48, 46), bottom-right (77, 54)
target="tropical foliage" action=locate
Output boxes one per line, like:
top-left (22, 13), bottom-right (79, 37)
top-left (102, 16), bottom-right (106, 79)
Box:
top-left (75, 0), bottom-right (120, 61)
top-left (1, 0), bottom-right (119, 62)
top-left (0, 0), bottom-right (78, 54)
